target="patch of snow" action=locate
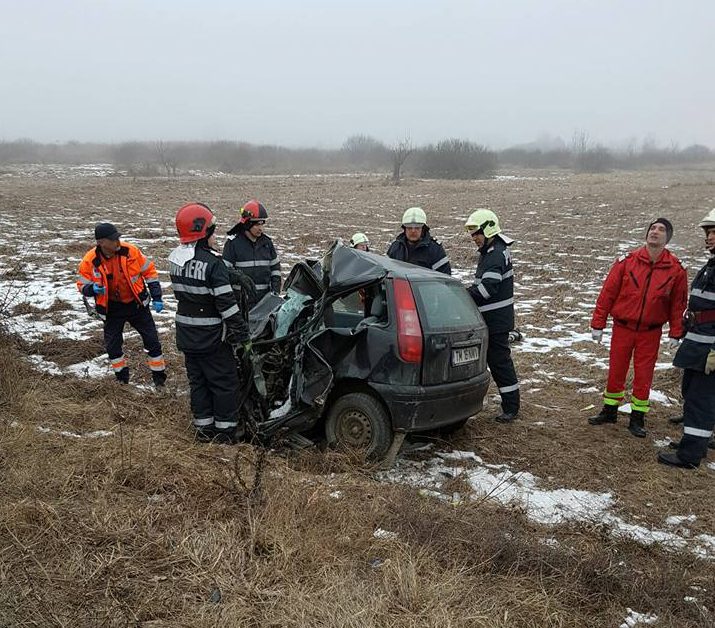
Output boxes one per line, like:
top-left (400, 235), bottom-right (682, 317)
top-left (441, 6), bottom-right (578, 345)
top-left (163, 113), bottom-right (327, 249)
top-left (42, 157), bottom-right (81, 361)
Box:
top-left (329, 491), bottom-right (343, 499)
top-left (373, 528), bottom-right (398, 540)
top-left (619, 608), bottom-right (658, 628)
top-left (665, 515), bottom-right (697, 527)
top-left (649, 390), bottom-right (675, 406)
top-left (382, 453), bottom-right (715, 560)
top-left (578, 386), bottom-right (600, 393)
top-left (653, 438), bottom-right (674, 448)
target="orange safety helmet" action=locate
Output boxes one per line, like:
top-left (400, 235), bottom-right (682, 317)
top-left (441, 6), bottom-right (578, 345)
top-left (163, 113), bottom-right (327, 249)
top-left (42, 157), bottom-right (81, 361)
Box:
top-left (176, 203), bottom-right (216, 243)
top-left (239, 199), bottom-right (269, 224)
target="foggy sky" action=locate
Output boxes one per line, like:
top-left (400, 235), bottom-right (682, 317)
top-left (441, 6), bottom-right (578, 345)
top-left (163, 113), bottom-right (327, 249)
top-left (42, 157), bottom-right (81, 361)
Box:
top-left (1, 0), bottom-right (714, 149)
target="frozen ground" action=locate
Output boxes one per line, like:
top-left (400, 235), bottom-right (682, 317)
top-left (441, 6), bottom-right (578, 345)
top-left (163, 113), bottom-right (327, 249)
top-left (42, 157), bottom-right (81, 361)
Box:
top-left (1, 165), bottom-right (714, 564)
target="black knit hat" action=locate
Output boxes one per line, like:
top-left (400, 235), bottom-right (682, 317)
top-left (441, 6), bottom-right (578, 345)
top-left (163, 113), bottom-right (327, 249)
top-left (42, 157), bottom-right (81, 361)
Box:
top-left (94, 222), bottom-right (121, 240)
top-left (646, 218), bottom-right (673, 243)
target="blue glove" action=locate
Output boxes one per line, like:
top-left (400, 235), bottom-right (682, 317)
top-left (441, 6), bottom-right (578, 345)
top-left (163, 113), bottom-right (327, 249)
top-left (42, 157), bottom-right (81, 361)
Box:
top-left (92, 283), bottom-right (105, 295)
top-left (152, 300), bottom-right (164, 313)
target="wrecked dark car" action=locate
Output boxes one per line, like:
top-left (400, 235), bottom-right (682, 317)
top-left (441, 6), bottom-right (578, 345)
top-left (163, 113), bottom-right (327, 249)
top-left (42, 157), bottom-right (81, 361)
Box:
top-left (236, 242), bottom-right (491, 459)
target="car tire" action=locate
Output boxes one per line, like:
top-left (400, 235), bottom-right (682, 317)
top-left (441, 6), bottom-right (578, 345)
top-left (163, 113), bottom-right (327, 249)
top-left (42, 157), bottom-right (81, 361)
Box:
top-left (325, 392), bottom-right (393, 459)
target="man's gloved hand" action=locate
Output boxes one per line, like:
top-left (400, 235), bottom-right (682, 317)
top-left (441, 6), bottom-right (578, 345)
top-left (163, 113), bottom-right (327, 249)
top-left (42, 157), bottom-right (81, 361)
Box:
top-left (667, 337), bottom-right (680, 350)
top-left (152, 300), bottom-right (164, 313)
top-left (591, 329), bottom-right (603, 343)
top-left (92, 283), bottom-right (106, 295)
top-left (705, 349), bottom-right (715, 375)
top-left (230, 270), bottom-right (256, 301)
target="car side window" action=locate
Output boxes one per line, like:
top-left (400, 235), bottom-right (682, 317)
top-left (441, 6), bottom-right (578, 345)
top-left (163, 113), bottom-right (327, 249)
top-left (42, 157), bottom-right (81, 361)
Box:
top-left (328, 284), bottom-right (387, 329)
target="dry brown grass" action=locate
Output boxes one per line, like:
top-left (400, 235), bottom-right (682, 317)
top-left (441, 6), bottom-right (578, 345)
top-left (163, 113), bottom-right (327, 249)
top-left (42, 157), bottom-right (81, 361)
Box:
top-left (1, 334), bottom-right (714, 627)
top-left (2, 168), bottom-right (715, 626)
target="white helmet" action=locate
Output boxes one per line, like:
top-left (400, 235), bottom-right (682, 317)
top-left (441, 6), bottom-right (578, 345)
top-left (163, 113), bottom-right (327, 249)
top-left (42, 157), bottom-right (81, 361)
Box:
top-left (699, 208), bottom-right (715, 230)
top-left (349, 232), bottom-right (369, 247)
top-left (402, 206), bottom-right (427, 227)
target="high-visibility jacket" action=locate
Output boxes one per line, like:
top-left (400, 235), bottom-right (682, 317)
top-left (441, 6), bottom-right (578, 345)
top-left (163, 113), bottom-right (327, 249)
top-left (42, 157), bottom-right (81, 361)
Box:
top-left (467, 235), bottom-right (515, 333)
top-left (77, 242), bottom-right (161, 320)
top-left (591, 246), bottom-right (688, 337)
top-left (386, 229), bottom-right (451, 274)
top-left (674, 256), bottom-right (715, 371)
top-left (223, 229), bottom-right (281, 307)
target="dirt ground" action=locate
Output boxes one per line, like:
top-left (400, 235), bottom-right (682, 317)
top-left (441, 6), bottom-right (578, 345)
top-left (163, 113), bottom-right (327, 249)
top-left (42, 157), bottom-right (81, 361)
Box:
top-left (1, 166), bottom-right (714, 626)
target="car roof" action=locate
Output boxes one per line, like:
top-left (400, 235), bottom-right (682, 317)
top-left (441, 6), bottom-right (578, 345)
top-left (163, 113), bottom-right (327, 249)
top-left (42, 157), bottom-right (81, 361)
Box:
top-left (327, 243), bottom-right (458, 296)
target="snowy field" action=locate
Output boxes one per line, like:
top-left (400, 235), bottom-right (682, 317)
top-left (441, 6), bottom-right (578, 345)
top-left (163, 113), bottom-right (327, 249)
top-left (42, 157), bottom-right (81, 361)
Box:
top-left (1, 164), bottom-right (714, 579)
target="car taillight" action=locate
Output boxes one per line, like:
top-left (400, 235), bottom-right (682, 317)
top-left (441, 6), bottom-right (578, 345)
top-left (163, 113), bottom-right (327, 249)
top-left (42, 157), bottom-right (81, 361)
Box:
top-left (393, 278), bottom-right (423, 363)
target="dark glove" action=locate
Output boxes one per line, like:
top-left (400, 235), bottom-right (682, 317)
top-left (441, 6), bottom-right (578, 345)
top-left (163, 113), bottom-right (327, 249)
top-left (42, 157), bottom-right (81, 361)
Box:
top-left (229, 270), bottom-right (256, 301)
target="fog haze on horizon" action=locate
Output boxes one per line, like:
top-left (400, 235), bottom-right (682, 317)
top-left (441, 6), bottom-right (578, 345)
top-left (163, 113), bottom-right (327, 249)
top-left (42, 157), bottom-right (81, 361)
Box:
top-left (1, 0), bottom-right (714, 150)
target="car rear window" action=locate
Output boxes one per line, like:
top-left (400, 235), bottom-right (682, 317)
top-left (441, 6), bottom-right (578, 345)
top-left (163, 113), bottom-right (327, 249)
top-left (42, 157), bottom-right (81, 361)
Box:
top-left (411, 280), bottom-right (482, 331)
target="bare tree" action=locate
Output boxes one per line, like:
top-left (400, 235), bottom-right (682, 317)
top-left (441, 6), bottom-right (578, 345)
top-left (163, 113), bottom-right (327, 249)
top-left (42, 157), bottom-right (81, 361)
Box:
top-left (156, 140), bottom-right (179, 177)
top-left (571, 129), bottom-right (591, 158)
top-left (390, 136), bottom-right (413, 185)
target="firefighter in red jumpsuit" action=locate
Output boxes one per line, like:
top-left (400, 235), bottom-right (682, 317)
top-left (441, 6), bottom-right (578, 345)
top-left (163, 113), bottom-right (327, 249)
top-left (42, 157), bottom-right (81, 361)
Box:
top-left (589, 218), bottom-right (688, 437)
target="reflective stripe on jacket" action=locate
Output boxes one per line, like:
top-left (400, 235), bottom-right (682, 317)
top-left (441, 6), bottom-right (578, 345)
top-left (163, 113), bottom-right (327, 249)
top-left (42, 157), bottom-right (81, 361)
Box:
top-left (169, 243), bottom-right (249, 354)
top-left (674, 256), bottom-right (715, 371)
top-left (591, 246), bottom-right (688, 337)
top-left (467, 235), bottom-right (514, 333)
top-left (386, 229), bottom-right (451, 275)
top-left (223, 231), bottom-right (281, 306)
top-left (76, 242), bottom-right (161, 320)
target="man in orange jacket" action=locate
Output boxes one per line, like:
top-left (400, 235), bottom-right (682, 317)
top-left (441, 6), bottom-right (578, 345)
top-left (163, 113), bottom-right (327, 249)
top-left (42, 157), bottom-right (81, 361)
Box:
top-left (76, 223), bottom-right (166, 386)
top-left (588, 218), bottom-right (688, 437)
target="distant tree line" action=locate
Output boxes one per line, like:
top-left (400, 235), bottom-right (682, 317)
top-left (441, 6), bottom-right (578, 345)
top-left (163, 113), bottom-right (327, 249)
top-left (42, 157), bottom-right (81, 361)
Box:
top-left (0, 134), bottom-right (712, 179)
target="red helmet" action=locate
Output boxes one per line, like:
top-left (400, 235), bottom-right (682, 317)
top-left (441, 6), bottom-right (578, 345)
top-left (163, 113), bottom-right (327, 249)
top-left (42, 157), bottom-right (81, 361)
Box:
top-left (176, 203), bottom-right (216, 243)
top-left (239, 199), bottom-right (268, 224)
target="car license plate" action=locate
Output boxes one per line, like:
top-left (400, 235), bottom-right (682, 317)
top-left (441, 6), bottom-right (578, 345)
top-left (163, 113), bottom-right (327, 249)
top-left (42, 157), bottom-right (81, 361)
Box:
top-left (452, 345), bottom-right (479, 366)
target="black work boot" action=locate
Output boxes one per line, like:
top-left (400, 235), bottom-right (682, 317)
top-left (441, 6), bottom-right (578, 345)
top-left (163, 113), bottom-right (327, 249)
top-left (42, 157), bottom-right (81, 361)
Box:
top-left (115, 367), bottom-right (130, 384)
top-left (588, 404), bottom-right (617, 425)
top-left (152, 370), bottom-right (167, 388)
top-left (669, 437), bottom-right (715, 451)
top-left (628, 410), bottom-right (647, 438)
top-left (657, 451), bottom-right (698, 469)
top-left (495, 411), bottom-right (518, 423)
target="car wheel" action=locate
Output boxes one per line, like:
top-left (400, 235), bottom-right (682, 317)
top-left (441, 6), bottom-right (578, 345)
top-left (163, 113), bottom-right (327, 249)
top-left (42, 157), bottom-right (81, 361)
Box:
top-left (325, 392), bottom-right (393, 459)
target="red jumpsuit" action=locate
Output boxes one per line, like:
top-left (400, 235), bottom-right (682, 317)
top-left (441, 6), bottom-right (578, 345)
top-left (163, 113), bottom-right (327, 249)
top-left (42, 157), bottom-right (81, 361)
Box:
top-left (591, 247), bottom-right (688, 413)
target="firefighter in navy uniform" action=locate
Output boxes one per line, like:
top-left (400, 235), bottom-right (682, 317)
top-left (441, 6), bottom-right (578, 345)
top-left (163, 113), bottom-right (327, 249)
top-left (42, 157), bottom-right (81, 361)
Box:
top-left (169, 203), bottom-right (251, 444)
top-left (77, 222), bottom-right (166, 386)
top-left (465, 209), bottom-right (520, 422)
top-left (658, 209), bottom-right (715, 469)
top-left (387, 207), bottom-right (451, 274)
top-left (223, 199), bottom-right (281, 309)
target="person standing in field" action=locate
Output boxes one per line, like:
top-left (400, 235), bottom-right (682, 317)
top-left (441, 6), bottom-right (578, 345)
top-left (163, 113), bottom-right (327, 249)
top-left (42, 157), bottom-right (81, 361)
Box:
top-left (223, 199), bottom-right (281, 309)
top-left (658, 209), bottom-right (715, 468)
top-left (588, 218), bottom-right (688, 437)
top-left (387, 207), bottom-right (451, 274)
top-left (76, 222), bottom-right (166, 386)
top-left (465, 209), bottom-right (520, 423)
top-left (170, 203), bottom-right (252, 444)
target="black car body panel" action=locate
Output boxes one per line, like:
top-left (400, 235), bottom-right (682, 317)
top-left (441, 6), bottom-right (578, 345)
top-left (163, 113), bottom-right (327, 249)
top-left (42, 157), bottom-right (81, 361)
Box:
top-left (241, 242), bottom-right (490, 439)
